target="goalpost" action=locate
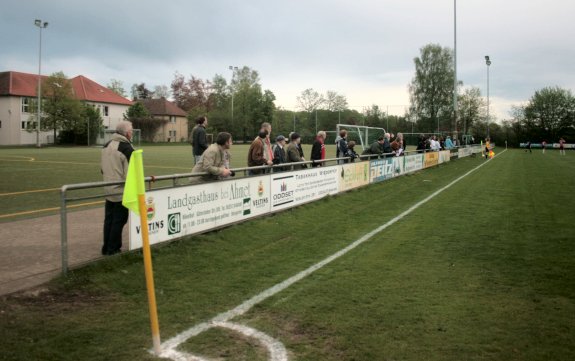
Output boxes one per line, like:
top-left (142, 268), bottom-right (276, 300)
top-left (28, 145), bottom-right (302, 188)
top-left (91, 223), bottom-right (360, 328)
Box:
top-left (335, 124), bottom-right (386, 151)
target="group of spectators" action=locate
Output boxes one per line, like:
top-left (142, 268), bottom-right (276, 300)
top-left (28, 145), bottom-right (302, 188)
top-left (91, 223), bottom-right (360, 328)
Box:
top-left (99, 118), bottom-right (466, 255)
top-left (416, 134), bottom-right (456, 152)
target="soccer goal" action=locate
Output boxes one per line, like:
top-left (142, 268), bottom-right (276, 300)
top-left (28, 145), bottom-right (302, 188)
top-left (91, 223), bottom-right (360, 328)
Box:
top-left (336, 124), bottom-right (386, 151)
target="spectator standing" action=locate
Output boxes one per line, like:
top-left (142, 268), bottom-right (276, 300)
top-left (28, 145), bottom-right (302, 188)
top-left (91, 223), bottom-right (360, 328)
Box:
top-left (260, 122), bottom-right (274, 166)
top-left (191, 132), bottom-right (233, 182)
top-left (559, 137), bottom-right (566, 155)
top-left (416, 135), bottom-right (427, 153)
top-left (272, 135), bottom-right (288, 171)
top-left (287, 133), bottom-right (306, 169)
top-left (311, 131), bottom-right (327, 167)
top-left (336, 130), bottom-right (349, 164)
top-left (248, 129), bottom-right (272, 175)
top-left (101, 121), bottom-right (134, 255)
top-left (192, 116), bottom-right (209, 164)
top-left (542, 140), bottom-right (547, 154)
top-left (444, 136), bottom-right (454, 149)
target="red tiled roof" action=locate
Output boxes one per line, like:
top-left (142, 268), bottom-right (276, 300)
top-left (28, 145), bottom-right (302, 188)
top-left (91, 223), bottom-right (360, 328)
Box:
top-left (71, 75), bottom-right (132, 106)
top-left (0, 71), bottom-right (132, 106)
top-left (0, 71), bottom-right (47, 97)
top-left (139, 98), bottom-right (187, 117)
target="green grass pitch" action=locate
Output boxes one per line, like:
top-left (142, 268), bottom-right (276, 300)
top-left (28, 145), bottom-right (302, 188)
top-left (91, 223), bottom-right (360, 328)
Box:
top-left (0, 147), bottom-right (574, 360)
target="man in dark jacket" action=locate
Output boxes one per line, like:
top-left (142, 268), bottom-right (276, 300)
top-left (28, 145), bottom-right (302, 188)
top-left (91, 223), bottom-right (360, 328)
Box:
top-left (192, 116), bottom-right (208, 164)
top-left (272, 135), bottom-right (288, 172)
top-left (310, 131), bottom-right (326, 167)
top-left (101, 121), bottom-right (134, 255)
top-left (362, 136), bottom-right (385, 157)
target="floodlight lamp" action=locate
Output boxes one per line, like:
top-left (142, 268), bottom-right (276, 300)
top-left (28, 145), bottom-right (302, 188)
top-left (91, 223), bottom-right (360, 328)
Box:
top-left (35, 19), bottom-right (41, 26)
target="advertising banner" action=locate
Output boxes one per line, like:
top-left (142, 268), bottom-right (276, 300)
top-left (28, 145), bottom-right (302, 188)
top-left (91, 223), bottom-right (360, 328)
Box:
top-left (129, 176), bottom-right (271, 249)
top-left (458, 147), bottom-right (473, 158)
top-left (339, 162), bottom-right (370, 192)
top-left (438, 150), bottom-right (451, 164)
top-left (404, 154), bottom-right (424, 174)
top-left (370, 158), bottom-right (395, 183)
top-left (424, 152), bottom-right (439, 168)
top-left (393, 156), bottom-right (405, 176)
top-left (271, 166), bottom-right (339, 211)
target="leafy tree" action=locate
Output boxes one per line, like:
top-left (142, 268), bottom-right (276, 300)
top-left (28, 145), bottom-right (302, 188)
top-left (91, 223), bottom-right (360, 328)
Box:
top-left (125, 102), bottom-right (166, 142)
top-left (409, 44), bottom-right (455, 133)
top-left (39, 72), bottom-right (84, 143)
top-left (131, 83), bottom-right (153, 100)
top-left (296, 88), bottom-right (325, 113)
top-left (458, 86), bottom-right (485, 136)
top-left (171, 72), bottom-right (212, 112)
top-left (521, 86), bottom-right (575, 141)
top-left (107, 79), bottom-right (127, 97)
top-left (230, 66), bottom-right (275, 140)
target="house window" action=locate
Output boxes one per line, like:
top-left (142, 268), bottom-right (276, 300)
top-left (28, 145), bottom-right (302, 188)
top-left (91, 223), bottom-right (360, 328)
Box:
top-left (170, 116), bottom-right (176, 123)
top-left (104, 106), bottom-right (109, 116)
top-left (21, 97), bottom-right (31, 113)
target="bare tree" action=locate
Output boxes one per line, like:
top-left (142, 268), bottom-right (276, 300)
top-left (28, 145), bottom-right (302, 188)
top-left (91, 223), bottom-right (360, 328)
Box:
top-left (296, 88), bottom-right (325, 113)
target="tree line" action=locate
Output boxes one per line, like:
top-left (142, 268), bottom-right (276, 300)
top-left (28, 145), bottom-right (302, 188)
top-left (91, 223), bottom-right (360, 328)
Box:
top-left (30, 44), bottom-right (574, 146)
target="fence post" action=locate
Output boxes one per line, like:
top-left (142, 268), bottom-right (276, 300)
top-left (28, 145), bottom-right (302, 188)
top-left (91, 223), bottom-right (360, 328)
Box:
top-left (60, 185), bottom-right (69, 276)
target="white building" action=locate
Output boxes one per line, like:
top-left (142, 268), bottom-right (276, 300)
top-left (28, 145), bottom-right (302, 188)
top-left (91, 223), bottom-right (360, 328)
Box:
top-left (0, 71), bottom-right (133, 146)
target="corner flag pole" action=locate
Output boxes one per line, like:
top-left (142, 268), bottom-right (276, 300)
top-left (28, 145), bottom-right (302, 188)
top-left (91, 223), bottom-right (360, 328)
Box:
top-left (123, 149), bottom-right (161, 355)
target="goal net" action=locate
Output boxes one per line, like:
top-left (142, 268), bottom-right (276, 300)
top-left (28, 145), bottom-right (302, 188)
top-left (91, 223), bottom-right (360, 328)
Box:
top-left (335, 124), bottom-right (386, 151)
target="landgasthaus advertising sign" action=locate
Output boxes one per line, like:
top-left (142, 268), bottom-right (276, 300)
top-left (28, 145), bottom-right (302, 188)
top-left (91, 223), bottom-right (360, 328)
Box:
top-left (339, 162), bottom-right (370, 191)
top-left (271, 166), bottom-right (339, 211)
top-left (128, 175), bottom-right (270, 249)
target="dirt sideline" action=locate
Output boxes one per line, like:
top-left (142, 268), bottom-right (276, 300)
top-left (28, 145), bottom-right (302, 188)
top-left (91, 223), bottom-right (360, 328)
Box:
top-left (0, 207), bottom-right (128, 295)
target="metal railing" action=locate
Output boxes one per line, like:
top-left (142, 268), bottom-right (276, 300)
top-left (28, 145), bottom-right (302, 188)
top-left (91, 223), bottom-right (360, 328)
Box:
top-left (59, 144), bottom-right (475, 274)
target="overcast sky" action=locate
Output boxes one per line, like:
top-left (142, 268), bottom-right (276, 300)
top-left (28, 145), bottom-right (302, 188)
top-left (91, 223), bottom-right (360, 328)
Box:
top-left (2, 0), bottom-right (574, 120)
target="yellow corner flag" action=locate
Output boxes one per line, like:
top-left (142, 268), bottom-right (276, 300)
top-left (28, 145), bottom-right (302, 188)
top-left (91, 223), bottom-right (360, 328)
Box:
top-left (122, 149), bottom-right (162, 355)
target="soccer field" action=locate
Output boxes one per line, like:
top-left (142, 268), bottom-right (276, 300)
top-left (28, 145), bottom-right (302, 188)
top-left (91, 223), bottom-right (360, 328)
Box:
top-left (0, 149), bottom-right (574, 360)
top-left (0, 143), bottom-right (320, 221)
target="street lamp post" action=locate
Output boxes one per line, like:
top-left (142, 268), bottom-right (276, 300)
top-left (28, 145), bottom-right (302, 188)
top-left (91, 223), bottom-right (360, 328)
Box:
top-left (485, 55), bottom-right (491, 138)
top-left (228, 66), bottom-right (238, 128)
top-left (35, 19), bottom-right (48, 148)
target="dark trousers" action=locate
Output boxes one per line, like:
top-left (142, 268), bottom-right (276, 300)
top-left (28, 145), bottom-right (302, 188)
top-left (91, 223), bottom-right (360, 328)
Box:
top-left (102, 200), bottom-right (129, 255)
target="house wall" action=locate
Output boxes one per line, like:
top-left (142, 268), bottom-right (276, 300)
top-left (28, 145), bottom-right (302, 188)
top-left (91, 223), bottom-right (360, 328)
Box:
top-left (86, 102), bottom-right (130, 131)
top-left (0, 96), bottom-right (51, 146)
top-left (154, 115), bottom-right (189, 142)
top-left (0, 98), bottom-right (130, 146)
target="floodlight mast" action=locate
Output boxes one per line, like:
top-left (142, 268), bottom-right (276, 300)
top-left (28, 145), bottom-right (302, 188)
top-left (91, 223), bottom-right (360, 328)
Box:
top-left (34, 19), bottom-right (49, 148)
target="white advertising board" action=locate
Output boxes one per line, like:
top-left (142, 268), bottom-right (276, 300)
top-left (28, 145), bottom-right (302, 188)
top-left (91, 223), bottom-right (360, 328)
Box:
top-left (404, 154), bottom-right (424, 174)
top-left (458, 147), bottom-right (473, 158)
top-left (129, 175), bottom-right (271, 249)
top-left (438, 150), bottom-right (451, 164)
top-left (271, 166), bottom-right (339, 211)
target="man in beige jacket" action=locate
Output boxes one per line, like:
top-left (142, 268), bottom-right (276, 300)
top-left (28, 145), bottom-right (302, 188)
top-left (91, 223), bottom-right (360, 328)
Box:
top-left (101, 121), bottom-right (134, 255)
top-left (191, 132), bottom-right (233, 182)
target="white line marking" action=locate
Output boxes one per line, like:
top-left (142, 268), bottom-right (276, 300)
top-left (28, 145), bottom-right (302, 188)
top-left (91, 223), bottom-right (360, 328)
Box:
top-left (215, 321), bottom-right (288, 361)
top-left (159, 151), bottom-right (505, 359)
